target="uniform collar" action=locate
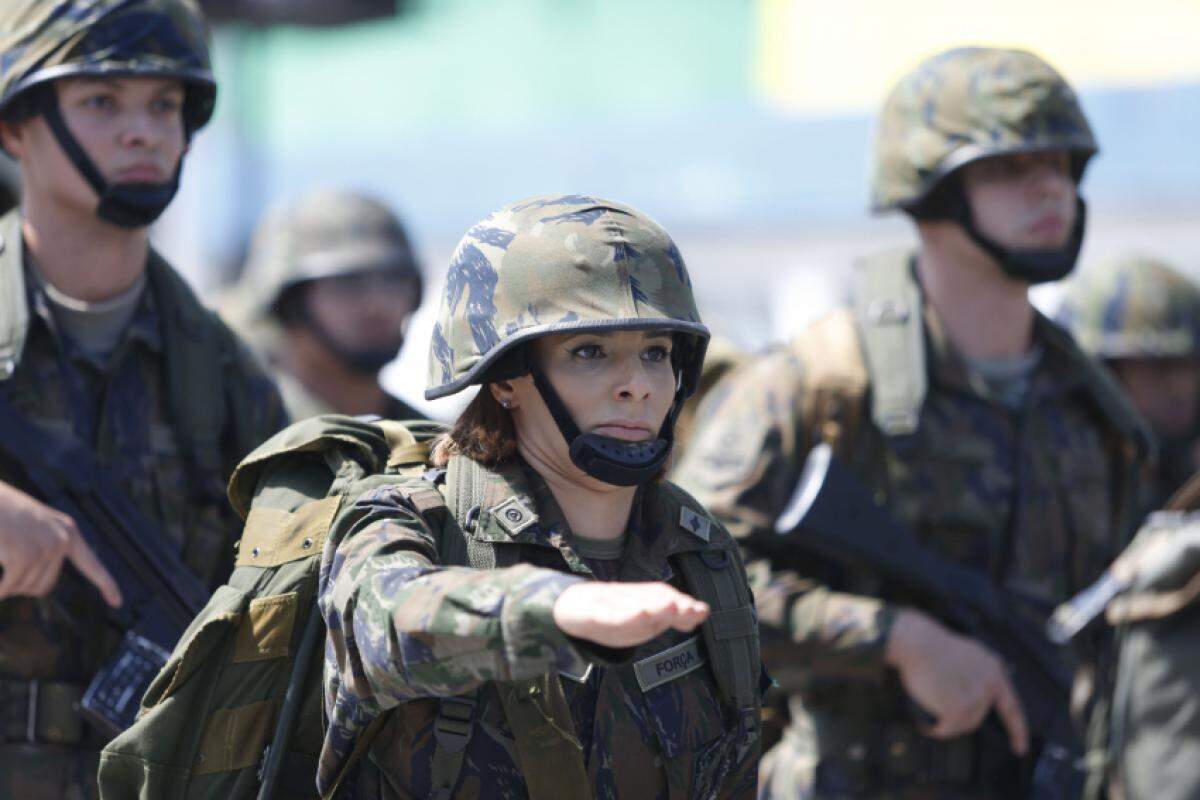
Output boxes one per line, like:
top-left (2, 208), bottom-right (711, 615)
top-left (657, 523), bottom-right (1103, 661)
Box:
top-left (921, 275), bottom-right (1087, 406)
top-left (462, 455), bottom-right (729, 580)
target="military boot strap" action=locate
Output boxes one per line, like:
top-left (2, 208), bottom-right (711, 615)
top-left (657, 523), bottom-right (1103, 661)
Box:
top-left (0, 677), bottom-right (86, 745)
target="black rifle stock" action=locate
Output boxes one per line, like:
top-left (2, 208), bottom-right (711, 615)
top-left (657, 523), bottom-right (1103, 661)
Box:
top-left (0, 390), bottom-right (210, 734)
top-left (774, 443), bottom-right (1083, 798)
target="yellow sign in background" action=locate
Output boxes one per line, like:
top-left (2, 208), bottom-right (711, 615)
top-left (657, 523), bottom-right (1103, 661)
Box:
top-left (756, 0), bottom-right (1200, 116)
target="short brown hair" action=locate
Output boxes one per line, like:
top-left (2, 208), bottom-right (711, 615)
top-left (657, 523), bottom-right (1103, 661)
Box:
top-left (430, 388), bottom-right (517, 468)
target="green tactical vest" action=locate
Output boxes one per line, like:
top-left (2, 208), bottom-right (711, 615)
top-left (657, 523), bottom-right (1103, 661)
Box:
top-left (98, 414), bottom-right (761, 800)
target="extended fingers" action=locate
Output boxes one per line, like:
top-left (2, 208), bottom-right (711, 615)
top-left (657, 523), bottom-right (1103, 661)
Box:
top-left (991, 668), bottom-right (1029, 756)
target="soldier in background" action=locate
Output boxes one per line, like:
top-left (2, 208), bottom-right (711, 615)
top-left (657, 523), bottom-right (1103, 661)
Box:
top-left (1058, 254), bottom-right (1200, 510)
top-left (675, 334), bottom-right (744, 451)
top-left (0, 1), bottom-right (285, 795)
top-left (674, 47), bottom-right (1148, 798)
top-left (224, 188), bottom-right (426, 421)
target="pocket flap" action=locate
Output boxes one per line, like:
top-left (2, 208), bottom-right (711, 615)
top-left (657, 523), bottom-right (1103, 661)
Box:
top-left (236, 495), bottom-right (340, 568)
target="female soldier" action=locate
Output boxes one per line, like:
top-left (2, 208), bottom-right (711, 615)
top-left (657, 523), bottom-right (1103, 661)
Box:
top-left (317, 195), bottom-right (763, 799)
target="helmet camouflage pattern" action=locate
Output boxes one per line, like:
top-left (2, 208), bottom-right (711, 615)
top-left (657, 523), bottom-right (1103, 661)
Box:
top-left (871, 47), bottom-right (1097, 212)
top-left (240, 188), bottom-right (423, 321)
top-left (1058, 254), bottom-right (1200, 360)
top-left (0, 0), bottom-right (216, 131)
top-left (427, 194), bottom-right (709, 400)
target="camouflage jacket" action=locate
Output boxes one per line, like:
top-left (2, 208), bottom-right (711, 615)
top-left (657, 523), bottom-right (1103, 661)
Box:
top-left (673, 259), bottom-right (1147, 794)
top-left (0, 213), bottom-right (286, 750)
top-left (319, 458), bottom-right (761, 799)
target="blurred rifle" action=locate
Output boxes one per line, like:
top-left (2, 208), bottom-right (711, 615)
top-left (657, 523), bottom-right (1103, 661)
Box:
top-left (771, 443), bottom-right (1083, 800)
top-left (0, 391), bottom-right (209, 735)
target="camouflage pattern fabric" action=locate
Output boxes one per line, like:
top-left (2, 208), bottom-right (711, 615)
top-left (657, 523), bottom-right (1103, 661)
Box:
top-left (871, 47), bottom-right (1097, 212)
top-left (677, 335), bottom-right (745, 453)
top-left (0, 212), bottom-right (286, 798)
top-left (318, 459), bottom-right (760, 799)
top-left (672, 257), bottom-right (1146, 798)
top-left (1057, 253), bottom-right (1200, 361)
top-left (0, 0), bottom-right (215, 127)
top-left (425, 194), bottom-right (708, 401)
top-left (234, 188), bottom-right (423, 324)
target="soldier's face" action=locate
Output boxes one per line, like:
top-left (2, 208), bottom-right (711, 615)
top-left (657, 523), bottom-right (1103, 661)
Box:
top-left (502, 329), bottom-right (677, 481)
top-left (1, 77), bottom-right (186, 215)
top-left (303, 272), bottom-right (417, 352)
top-left (1110, 357), bottom-right (1200, 439)
top-left (961, 151), bottom-right (1077, 250)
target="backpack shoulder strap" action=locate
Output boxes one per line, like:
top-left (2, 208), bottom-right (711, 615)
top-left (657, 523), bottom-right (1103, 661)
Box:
top-left (666, 485), bottom-right (762, 743)
top-left (0, 212), bottom-right (28, 381)
top-left (430, 454), bottom-right (591, 800)
top-left (851, 247), bottom-right (926, 437)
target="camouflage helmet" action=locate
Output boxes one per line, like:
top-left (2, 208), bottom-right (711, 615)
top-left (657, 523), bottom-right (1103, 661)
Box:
top-left (427, 194), bottom-right (709, 401)
top-left (0, 0), bottom-right (216, 133)
top-left (1057, 254), bottom-right (1200, 360)
top-left (240, 188), bottom-right (423, 321)
top-left (871, 47), bottom-right (1097, 213)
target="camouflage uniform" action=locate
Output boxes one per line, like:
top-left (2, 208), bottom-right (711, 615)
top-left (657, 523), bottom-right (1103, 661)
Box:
top-left (1058, 255), bottom-right (1200, 509)
top-left (0, 3), bottom-right (286, 797)
top-left (319, 196), bottom-right (763, 799)
top-left (224, 188), bottom-right (426, 422)
top-left (673, 48), bottom-right (1149, 799)
top-left (677, 335), bottom-right (746, 452)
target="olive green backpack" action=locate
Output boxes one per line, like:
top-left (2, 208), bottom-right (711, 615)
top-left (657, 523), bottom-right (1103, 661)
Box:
top-left (98, 414), bottom-right (761, 800)
top-left (97, 415), bottom-right (442, 799)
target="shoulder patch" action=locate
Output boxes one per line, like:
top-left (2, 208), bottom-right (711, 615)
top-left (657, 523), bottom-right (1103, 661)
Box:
top-left (491, 495), bottom-right (538, 536)
top-left (679, 506), bottom-right (711, 542)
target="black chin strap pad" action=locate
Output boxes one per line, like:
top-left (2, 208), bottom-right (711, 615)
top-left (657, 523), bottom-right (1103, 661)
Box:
top-left (528, 360), bottom-right (675, 487)
top-left (954, 187), bottom-right (1087, 286)
top-left (38, 89), bottom-right (183, 229)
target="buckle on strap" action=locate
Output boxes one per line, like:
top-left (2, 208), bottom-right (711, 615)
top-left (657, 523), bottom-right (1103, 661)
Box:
top-left (434, 696), bottom-right (476, 754)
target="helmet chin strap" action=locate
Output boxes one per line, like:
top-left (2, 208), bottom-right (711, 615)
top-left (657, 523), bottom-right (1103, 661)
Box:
top-left (528, 360), bottom-right (679, 487)
top-left (954, 193), bottom-right (1088, 286)
top-left (38, 90), bottom-right (183, 229)
top-left (302, 310), bottom-right (401, 376)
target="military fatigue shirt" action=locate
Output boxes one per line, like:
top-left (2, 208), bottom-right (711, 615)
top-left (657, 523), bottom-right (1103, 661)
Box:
top-left (673, 289), bottom-right (1145, 796)
top-left (318, 459), bottom-right (761, 799)
top-left (0, 218), bottom-right (286, 796)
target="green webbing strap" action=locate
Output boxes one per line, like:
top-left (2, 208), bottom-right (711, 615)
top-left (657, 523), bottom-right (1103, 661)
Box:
top-left (430, 456), bottom-right (591, 799)
top-left (676, 548), bottom-right (761, 739)
top-left (497, 675), bottom-right (592, 800)
top-left (429, 454), bottom-right (499, 799)
top-left (852, 250), bottom-right (926, 437)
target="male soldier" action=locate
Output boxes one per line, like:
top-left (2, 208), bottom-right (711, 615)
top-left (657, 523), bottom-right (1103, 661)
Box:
top-left (0, 1), bottom-right (285, 796)
top-left (224, 188), bottom-right (426, 421)
top-left (1058, 255), bottom-right (1200, 509)
top-left (674, 47), bottom-right (1149, 798)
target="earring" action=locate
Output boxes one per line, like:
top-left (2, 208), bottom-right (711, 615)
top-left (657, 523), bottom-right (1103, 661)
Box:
top-left (500, 398), bottom-right (512, 410)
